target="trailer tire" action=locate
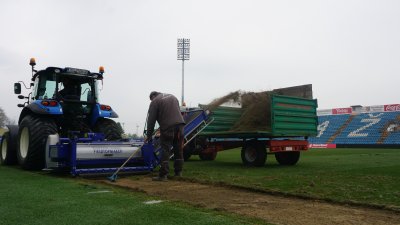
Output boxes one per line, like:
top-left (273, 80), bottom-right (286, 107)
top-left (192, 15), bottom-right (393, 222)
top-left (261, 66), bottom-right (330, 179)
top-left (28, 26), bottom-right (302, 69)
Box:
top-left (93, 118), bottom-right (122, 141)
top-left (183, 141), bottom-right (195, 161)
top-left (275, 151), bottom-right (300, 165)
top-left (199, 151), bottom-right (217, 161)
top-left (0, 125), bottom-right (19, 165)
top-left (241, 141), bottom-right (266, 167)
top-left (17, 115), bottom-right (58, 170)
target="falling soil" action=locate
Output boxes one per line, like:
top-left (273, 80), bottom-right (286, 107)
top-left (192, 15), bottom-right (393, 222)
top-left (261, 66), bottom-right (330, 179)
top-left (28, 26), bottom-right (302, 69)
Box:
top-left (98, 176), bottom-right (400, 225)
top-left (205, 91), bottom-right (241, 112)
top-left (203, 90), bottom-right (273, 132)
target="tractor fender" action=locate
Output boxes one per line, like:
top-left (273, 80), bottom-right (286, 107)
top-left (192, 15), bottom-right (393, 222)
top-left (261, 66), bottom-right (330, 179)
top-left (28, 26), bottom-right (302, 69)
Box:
top-left (90, 104), bottom-right (118, 126)
top-left (18, 102), bottom-right (62, 124)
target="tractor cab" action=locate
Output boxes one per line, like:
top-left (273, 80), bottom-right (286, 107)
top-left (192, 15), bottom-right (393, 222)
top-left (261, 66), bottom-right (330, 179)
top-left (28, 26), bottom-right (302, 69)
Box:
top-left (13, 59), bottom-right (119, 145)
top-left (33, 68), bottom-right (99, 103)
top-left (30, 67), bottom-right (101, 120)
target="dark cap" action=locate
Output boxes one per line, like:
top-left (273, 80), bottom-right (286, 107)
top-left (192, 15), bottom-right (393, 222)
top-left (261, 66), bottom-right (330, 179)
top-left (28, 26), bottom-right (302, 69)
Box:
top-left (149, 91), bottom-right (160, 100)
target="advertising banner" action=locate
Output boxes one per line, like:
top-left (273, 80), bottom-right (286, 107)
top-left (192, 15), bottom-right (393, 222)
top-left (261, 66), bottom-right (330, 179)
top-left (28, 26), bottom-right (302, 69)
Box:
top-left (361, 105), bottom-right (385, 113)
top-left (317, 109), bottom-right (332, 116)
top-left (384, 104), bottom-right (400, 112)
top-left (309, 144), bottom-right (337, 149)
top-left (332, 108), bottom-right (352, 115)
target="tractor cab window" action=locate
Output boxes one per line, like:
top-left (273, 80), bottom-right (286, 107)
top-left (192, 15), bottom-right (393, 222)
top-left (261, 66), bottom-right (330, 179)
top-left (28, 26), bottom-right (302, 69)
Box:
top-left (80, 83), bottom-right (93, 102)
top-left (57, 76), bottom-right (96, 102)
top-left (35, 73), bottom-right (56, 100)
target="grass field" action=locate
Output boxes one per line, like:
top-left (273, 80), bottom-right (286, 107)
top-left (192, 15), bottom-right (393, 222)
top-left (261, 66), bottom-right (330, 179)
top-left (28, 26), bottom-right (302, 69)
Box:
top-left (1, 148), bottom-right (399, 225)
top-left (183, 148), bottom-right (400, 208)
top-left (0, 166), bottom-right (265, 225)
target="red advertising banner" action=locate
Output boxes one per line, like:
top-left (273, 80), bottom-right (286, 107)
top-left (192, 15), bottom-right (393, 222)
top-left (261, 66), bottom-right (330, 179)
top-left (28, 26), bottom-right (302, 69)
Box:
top-left (332, 108), bottom-right (352, 115)
top-left (309, 144), bottom-right (337, 149)
top-left (384, 104), bottom-right (400, 112)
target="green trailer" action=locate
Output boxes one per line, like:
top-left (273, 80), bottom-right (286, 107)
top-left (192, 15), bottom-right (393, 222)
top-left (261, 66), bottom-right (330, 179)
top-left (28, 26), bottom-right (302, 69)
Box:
top-left (184, 93), bottom-right (318, 166)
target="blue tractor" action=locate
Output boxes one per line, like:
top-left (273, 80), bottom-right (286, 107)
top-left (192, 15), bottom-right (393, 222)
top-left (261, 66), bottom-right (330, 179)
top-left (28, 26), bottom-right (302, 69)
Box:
top-left (0, 58), bottom-right (122, 170)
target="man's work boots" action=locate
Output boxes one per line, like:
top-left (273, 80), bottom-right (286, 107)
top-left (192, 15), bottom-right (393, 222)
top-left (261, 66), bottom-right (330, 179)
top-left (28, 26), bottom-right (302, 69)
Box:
top-left (152, 175), bottom-right (168, 181)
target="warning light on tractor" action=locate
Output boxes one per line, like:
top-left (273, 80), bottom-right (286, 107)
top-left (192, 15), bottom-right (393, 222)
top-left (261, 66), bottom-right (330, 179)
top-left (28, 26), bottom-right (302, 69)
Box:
top-left (29, 58), bottom-right (36, 66)
top-left (99, 66), bottom-right (105, 74)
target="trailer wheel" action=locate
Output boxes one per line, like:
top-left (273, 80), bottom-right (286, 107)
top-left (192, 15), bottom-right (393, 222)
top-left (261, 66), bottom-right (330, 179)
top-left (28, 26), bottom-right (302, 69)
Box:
top-left (275, 151), bottom-right (300, 165)
top-left (0, 125), bottom-right (19, 165)
top-left (241, 141), bottom-right (266, 167)
top-left (93, 118), bottom-right (122, 141)
top-left (17, 115), bottom-right (58, 170)
top-left (199, 151), bottom-right (217, 161)
top-left (183, 140), bottom-right (195, 161)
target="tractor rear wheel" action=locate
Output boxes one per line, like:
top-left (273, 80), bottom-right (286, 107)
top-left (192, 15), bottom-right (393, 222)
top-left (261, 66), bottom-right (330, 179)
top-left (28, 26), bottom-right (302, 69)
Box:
top-left (93, 118), bottom-right (122, 140)
top-left (275, 151), bottom-right (300, 165)
top-left (17, 115), bottom-right (58, 170)
top-left (0, 125), bottom-right (19, 165)
top-left (241, 141), bottom-right (266, 167)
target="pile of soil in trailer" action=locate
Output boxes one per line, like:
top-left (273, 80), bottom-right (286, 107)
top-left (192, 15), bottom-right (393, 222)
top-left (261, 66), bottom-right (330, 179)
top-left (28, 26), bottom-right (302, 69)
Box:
top-left (230, 91), bottom-right (272, 131)
top-left (203, 84), bottom-right (313, 132)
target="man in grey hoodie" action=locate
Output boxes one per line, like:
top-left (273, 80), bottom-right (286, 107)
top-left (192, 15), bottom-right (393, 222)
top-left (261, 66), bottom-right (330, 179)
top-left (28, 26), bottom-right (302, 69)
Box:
top-left (145, 91), bottom-right (185, 181)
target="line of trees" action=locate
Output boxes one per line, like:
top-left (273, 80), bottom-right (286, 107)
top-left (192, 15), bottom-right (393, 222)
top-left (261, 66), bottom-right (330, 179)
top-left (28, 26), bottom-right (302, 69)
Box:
top-left (115, 122), bottom-right (143, 139)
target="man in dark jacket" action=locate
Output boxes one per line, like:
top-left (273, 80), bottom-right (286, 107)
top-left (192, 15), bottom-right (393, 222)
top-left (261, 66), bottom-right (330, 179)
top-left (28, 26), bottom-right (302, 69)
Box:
top-left (145, 91), bottom-right (185, 181)
top-left (58, 77), bottom-right (81, 100)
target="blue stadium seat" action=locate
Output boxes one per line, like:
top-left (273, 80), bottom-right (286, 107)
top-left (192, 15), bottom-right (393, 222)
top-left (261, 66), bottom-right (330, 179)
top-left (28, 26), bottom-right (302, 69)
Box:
top-left (310, 111), bottom-right (400, 145)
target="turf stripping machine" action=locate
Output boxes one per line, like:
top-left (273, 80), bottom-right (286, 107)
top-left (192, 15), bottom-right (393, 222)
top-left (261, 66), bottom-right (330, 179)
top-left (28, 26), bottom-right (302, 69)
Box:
top-left (44, 109), bottom-right (212, 177)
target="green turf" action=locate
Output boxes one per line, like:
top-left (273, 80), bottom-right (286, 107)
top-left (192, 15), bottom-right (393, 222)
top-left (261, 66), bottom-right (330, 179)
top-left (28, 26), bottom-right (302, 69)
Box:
top-left (183, 148), bottom-right (400, 208)
top-left (0, 166), bottom-right (267, 225)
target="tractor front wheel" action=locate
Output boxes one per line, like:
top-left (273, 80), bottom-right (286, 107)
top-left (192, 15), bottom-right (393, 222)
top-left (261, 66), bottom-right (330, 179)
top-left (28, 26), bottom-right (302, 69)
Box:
top-left (17, 115), bottom-right (58, 170)
top-left (93, 118), bottom-right (122, 141)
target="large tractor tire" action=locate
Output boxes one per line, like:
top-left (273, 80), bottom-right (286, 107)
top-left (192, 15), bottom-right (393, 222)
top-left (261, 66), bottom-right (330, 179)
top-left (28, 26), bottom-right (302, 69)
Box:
top-left (17, 115), bottom-right (58, 170)
top-left (275, 151), bottom-right (300, 165)
top-left (0, 125), bottom-right (19, 165)
top-left (241, 141), bottom-right (266, 167)
top-left (93, 118), bottom-right (122, 141)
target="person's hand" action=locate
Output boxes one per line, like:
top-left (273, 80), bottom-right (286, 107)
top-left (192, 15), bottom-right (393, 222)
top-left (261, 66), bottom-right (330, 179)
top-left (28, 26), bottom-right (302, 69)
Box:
top-left (144, 137), bottom-right (152, 143)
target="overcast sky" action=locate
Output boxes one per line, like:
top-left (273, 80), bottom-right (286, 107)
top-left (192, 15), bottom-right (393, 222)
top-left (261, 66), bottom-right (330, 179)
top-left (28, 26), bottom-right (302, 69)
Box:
top-left (1, 0), bottom-right (399, 134)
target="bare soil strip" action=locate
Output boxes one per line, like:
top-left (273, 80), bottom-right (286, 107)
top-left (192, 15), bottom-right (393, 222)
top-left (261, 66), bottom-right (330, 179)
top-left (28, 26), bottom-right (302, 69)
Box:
top-left (99, 177), bottom-right (400, 225)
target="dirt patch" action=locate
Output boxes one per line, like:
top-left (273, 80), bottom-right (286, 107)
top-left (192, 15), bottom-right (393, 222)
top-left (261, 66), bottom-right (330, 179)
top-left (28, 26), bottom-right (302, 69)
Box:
top-left (100, 176), bottom-right (400, 225)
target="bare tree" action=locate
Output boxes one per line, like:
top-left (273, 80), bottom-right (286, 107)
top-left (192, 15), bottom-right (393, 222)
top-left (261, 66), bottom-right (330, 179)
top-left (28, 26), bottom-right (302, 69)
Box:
top-left (0, 107), bottom-right (10, 127)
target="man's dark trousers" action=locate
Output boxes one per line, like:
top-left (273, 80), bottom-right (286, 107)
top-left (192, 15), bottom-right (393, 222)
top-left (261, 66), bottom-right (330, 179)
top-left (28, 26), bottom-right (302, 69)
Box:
top-left (159, 124), bottom-right (184, 176)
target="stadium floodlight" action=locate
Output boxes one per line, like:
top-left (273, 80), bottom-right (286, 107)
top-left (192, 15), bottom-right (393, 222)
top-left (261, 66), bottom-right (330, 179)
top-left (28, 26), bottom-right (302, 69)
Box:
top-left (177, 38), bottom-right (190, 105)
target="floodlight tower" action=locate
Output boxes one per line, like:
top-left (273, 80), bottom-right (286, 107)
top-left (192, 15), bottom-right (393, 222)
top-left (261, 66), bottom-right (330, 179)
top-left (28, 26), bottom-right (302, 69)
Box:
top-left (177, 38), bottom-right (190, 106)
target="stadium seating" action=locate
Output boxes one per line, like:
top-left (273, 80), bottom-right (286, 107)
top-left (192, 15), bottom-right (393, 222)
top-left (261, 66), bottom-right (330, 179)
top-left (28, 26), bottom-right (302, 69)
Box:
top-left (309, 111), bottom-right (400, 145)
